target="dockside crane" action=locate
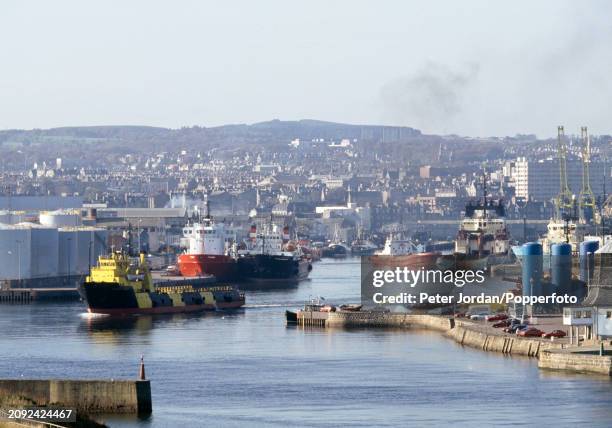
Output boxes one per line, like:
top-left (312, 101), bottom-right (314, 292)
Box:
top-left (555, 126), bottom-right (574, 218)
top-left (579, 126), bottom-right (596, 222)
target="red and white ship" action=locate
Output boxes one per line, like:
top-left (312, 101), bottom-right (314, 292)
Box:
top-left (177, 218), bottom-right (238, 280)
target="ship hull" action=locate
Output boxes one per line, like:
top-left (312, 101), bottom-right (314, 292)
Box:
top-left (236, 254), bottom-right (311, 282)
top-left (437, 254), bottom-right (489, 271)
top-left (81, 281), bottom-right (245, 315)
top-left (177, 254), bottom-right (237, 280)
top-left (369, 252), bottom-right (440, 269)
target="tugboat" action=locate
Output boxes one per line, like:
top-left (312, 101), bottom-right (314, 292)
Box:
top-left (321, 242), bottom-right (350, 258)
top-left (81, 251), bottom-right (245, 315)
top-left (438, 178), bottom-right (510, 271)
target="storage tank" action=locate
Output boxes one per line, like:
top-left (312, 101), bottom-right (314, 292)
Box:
top-left (92, 228), bottom-right (108, 263)
top-left (550, 243), bottom-right (572, 294)
top-left (58, 227), bottom-right (108, 275)
top-left (39, 210), bottom-right (82, 228)
top-left (16, 222), bottom-right (59, 279)
top-left (75, 228), bottom-right (93, 274)
top-left (521, 242), bottom-right (543, 297)
top-left (579, 240), bottom-right (599, 283)
top-left (0, 211), bottom-right (27, 225)
top-left (58, 228), bottom-right (79, 276)
top-left (0, 224), bottom-right (32, 281)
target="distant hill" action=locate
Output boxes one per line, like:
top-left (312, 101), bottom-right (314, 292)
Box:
top-left (0, 120), bottom-right (421, 148)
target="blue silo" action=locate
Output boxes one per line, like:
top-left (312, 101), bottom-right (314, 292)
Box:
top-left (551, 243), bottom-right (572, 294)
top-left (522, 242), bottom-right (543, 296)
top-left (579, 240), bottom-right (599, 283)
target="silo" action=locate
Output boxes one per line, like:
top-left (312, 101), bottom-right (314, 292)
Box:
top-left (17, 223), bottom-right (59, 279)
top-left (75, 228), bottom-right (93, 274)
top-left (0, 211), bottom-right (26, 225)
top-left (40, 210), bottom-right (82, 227)
top-left (58, 228), bottom-right (79, 276)
top-left (551, 243), bottom-right (572, 294)
top-left (522, 242), bottom-right (543, 296)
top-left (579, 240), bottom-right (599, 283)
top-left (0, 224), bottom-right (32, 281)
top-left (0, 211), bottom-right (11, 225)
top-left (92, 228), bottom-right (109, 262)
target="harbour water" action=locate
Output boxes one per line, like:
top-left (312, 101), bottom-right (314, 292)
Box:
top-left (0, 259), bottom-right (611, 427)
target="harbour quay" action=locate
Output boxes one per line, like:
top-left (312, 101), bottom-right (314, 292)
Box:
top-left (290, 310), bottom-right (612, 376)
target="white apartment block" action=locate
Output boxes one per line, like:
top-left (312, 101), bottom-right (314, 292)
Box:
top-left (514, 157), bottom-right (607, 201)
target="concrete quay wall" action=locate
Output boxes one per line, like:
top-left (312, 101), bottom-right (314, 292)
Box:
top-left (539, 350), bottom-right (612, 375)
top-left (0, 379), bottom-right (152, 414)
top-left (324, 312), bottom-right (454, 331)
top-left (447, 323), bottom-right (562, 357)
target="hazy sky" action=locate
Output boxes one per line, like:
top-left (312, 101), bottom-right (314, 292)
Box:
top-left (1, 0), bottom-right (611, 137)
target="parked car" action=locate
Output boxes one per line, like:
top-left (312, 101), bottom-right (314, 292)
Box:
top-left (486, 314), bottom-right (508, 322)
top-left (454, 312), bottom-right (466, 318)
top-left (504, 324), bottom-right (528, 334)
top-left (517, 327), bottom-right (544, 337)
top-left (470, 314), bottom-right (488, 321)
top-left (542, 330), bottom-right (567, 338)
top-left (493, 320), bottom-right (511, 328)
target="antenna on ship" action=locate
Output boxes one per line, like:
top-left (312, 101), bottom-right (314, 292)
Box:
top-left (206, 193), bottom-right (211, 220)
top-left (482, 170), bottom-right (487, 217)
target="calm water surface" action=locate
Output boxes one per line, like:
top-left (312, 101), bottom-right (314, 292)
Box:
top-left (0, 259), bottom-right (610, 427)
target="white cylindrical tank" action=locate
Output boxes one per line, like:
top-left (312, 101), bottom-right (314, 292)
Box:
top-left (16, 222), bottom-right (59, 278)
top-left (39, 210), bottom-right (82, 228)
top-left (0, 224), bottom-right (32, 280)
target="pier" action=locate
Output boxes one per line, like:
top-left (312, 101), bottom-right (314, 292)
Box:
top-left (0, 288), bottom-right (80, 303)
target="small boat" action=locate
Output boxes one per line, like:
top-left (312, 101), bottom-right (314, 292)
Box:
top-left (285, 310), bottom-right (298, 324)
top-left (339, 304), bottom-right (362, 312)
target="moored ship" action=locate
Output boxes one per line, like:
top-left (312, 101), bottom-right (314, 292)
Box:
top-left (177, 217), bottom-right (237, 280)
top-left (371, 235), bottom-right (440, 269)
top-left (81, 252), bottom-right (245, 315)
top-left (237, 224), bottom-right (312, 283)
top-left (438, 197), bottom-right (511, 271)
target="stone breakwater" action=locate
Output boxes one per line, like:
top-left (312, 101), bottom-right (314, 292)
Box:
top-left (296, 310), bottom-right (611, 375)
top-left (0, 379), bottom-right (152, 414)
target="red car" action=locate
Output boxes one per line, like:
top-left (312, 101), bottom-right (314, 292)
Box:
top-left (517, 328), bottom-right (543, 337)
top-left (493, 320), bottom-right (511, 328)
top-left (486, 314), bottom-right (508, 322)
top-left (454, 312), bottom-right (466, 318)
top-left (541, 330), bottom-right (567, 338)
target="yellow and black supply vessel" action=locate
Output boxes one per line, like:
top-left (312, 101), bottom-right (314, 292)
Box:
top-left (81, 252), bottom-right (245, 315)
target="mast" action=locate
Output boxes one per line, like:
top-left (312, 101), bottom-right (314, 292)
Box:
top-left (482, 171), bottom-right (487, 217)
